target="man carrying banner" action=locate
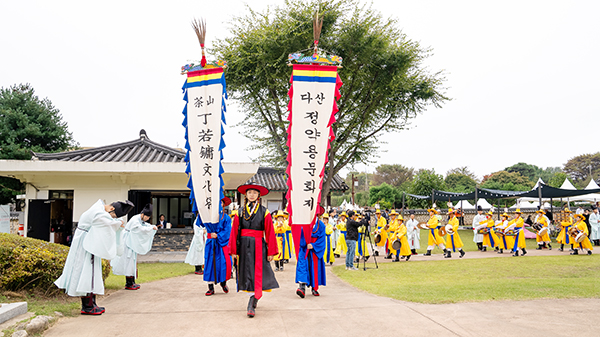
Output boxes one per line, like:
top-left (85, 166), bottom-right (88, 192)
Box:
top-left (204, 197), bottom-right (233, 295)
top-left (296, 205), bottom-right (327, 298)
top-left (229, 183), bottom-right (279, 318)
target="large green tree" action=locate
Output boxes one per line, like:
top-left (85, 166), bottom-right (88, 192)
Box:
top-left (214, 0), bottom-right (447, 203)
top-left (481, 171), bottom-right (532, 191)
top-left (0, 84), bottom-right (77, 203)
top-left (563, 153), bottom-right (600, 184)
top-left (371, 164), bottom-right (414, 188)
top-left (368, 182), bottom-right (402, 209)
top-left (406, 169), bottom-right (445, 208)
top-left (445, 173), bottom-right (476, 193)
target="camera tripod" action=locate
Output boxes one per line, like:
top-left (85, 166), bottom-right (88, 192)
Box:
top-left (355, 225), bottom-right (379, 271)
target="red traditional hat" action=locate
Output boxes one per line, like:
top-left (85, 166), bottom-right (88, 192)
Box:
top-left (237, 183), bottom-right (269, 196)
top-left (222, 196), bottom-right (232, 207)
top-left (316, 204), bottom-right (325, 216)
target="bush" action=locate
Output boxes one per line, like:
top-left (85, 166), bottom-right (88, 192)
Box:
top-left (0, 233), bottom-right (111, 293)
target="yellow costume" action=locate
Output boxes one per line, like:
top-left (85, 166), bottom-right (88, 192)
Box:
top-left (386, 217), bottom-right (400, 256)
top-left (355, 224), bottom-right (370, 258)
top-left (375, 214), bottom-right (388, 247)
top-left (325, 222), bottom-right (335, 264)
top-left (273, 210), bottom-right (289, 271)
top-left (445, 216), bottom-right (464, 250)
top-left (426, 214), bottom-right (445, 247)
top-left (283, 222), bottom-right (294, 260)
top-left (390, 218), bottom-right (411, 261)
top-left (571, 216), bottom-right (594, 254)
top-left (534, 211), bottom-right (552, 248)
top-left (557, 210), bottom-right (574, 247)
top-left (274, 221), bottom-right (286, 261)
top-left (482, 217), bottom-right (500, 249)
top-left (496, 215), bottom-right (514, 253)
top-left (508, 210), bottom-right (526, 256)
top-left (334, 217), bottom-right (347, 255)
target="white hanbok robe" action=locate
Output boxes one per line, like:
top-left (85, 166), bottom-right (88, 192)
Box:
top-left (111, 214), bottom-right (157, 276)
top-left (589, 212), bottom-right (600, 240)
top-left (405, 218), bottom-right (421, 250)
top-left (185, 222), bottom-right (207, 266)
top-left (55, 199), bottom-right (123, 297)
top-left (472, 213), bottom-right (486, 243)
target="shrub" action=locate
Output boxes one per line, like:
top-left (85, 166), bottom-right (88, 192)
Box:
top-left (0, 233), bottom-right (111, 293)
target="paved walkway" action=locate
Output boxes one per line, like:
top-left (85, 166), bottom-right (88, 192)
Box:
top-left (46, 249), bottom-right (598, 337)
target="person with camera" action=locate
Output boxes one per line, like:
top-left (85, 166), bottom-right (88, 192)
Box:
top-left (345, 210), bottom-right (370, 270)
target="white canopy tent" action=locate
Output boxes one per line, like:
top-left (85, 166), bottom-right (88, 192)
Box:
top-left (476, 198), bottom-right (493, 209)
top-left (565, 179), bottom-right (600, 203)
top-left (453, 200), bottom-right (474, 209)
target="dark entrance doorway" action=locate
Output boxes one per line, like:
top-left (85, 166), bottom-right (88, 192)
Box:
top-left (27, 199), bottom-right (52, 241)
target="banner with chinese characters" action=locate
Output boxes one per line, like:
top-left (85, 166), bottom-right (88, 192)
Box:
top-left (182, 67), bottom-right (226, 230)
top-left (286, 64), bottom-right (342, 256)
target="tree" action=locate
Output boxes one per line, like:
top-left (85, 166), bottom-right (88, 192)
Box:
top-left (371, 164), bottom-right (414, 188)
top-left (214, 0), bottom-right (448, 204)
top-left (505, 162), bottom-right (539, 182)
top-left (548, 172), bottom-right (570, 188)
top-left (446, 166), bottom-right (478, 183)
top-left (0, 84), bottom-right (77, 203)
top-left (368, 182), bottom-right (401, 209)
top-left (406, 169), bottom-right (445, 208)
top-left (445, 173), bottom-right (476, 193)
top-left (563, 153), bottom-right (600, 183)
top-left (480, 171), bottom-right (532, 191)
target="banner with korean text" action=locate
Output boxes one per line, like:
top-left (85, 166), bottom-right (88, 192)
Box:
top-left (182, 67), bottom-right (227, 230)
top-left (286, 64), bottom-right (342, 257)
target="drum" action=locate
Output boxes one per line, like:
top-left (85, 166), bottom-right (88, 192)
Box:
top-left (477, 228), bottom-right (489, 235)
top-left (438, 226), bottom-right (447, 236)
top-left (445, 224), bottom-right (454, 235)
top-left (392, 239), bottom-right (402, 251)
top-left (504, 229), bottom-right (517, 236)
top-left (374, 233), bottom-right (382, 244)
top-left (537, 227), bottom-right (548, 237)
top-left (532, 223), bottom-right (543, 232)
top-left (575, 232), bottom-right (587, 243)
top-left (417, 222), bottom-right (429, 230)
top-left (494, 228), bottom-right (505, 236)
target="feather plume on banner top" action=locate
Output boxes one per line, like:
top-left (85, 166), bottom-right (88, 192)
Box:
top-left (181, 18), bottom-right (228, 233)
top-left (286, 12), bottom-right (343, 258)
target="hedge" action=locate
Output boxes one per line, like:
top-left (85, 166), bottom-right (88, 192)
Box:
top-left (0, 233), bottom-right (111, 293)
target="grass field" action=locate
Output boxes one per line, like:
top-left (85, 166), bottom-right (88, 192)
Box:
top-left (333, 254), bottom-right (600, 304)
top-left (104, 262), bottom-right (193, 290)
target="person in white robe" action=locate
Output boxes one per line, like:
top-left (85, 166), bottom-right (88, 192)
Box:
top-left (55, 199), bottom-right (133, 315)
top-left (405, 210), bottom-right (420, 254)
top-left (185, 215), bottom-right (208, 274)
top-left (111, 204), bottom-right (157, 290)
top-left (590, 206), bottom-right (600, 245)
top-left (472, 206), bottom-right (486, 250)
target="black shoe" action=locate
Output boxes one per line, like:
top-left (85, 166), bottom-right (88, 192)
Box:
top-left (494, 247), bottom-right (499, 251)
top-left (393, 257), bottom-right (399, 262)
top-left (423, 250), bottom-right (432, 256)
top-left (206, 284), bottom-right (215, 296)
top-left (311, 288), bottom-right (320, 296)
top-left (522, 248), bottom-right (527, 256)
top-left (247, 296), bottom-right (256, 317)
top-left (220, 282), bottom-right (229, 293)
top-left (460, 250), bottom-right (465, 258)
top-left (570, 250), bottom-right (579, 255)
top-left (296, 284), bottom-right (306, 298)
top-left (411, 249), bottom-right (417, 255)
top-left (497, 249), bottom-right (503, 254)
top-left (405, 254), bottom-right (411, 261)
top-left (385, 253), bottom-right (392, 259)
top-left (587, 250), bottom-right (592, 255)
top-left (363, 256), bottom-right (370, 262)
top-left (374, 251), bottom-right (379, 256)
top-left (548, 244), bottom-right (552, 250)
top-left (91, 294), bottom-right (105, 313)
top-left (334, 254), bottom-right (340, 258)
top-left (536, 246), bottom-right (542, 250)
top-left (81, 295), bottom-right (103, 315)
top-left (482, 246), bottom-right (487, 252)
top-left (513, 250), bottom-right (519, 257)
top-left (284, 259), bottom-right (289, 264)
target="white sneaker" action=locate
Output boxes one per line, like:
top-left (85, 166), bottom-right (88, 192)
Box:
top-left (345, 267), bottom-right (349, 270)
top-left (351, 267), bottom-right (359, 271)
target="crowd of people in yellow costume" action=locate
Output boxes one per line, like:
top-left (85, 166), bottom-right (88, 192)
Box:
top-left (259, 205), bottom-right (594, 271)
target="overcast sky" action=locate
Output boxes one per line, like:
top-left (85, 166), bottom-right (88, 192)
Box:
top-left (1, 0), bottom-right (598, 181)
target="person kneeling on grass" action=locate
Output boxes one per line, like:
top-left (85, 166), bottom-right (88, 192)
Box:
top-left (55, 199), bottom-right (134, 315)
top-left (204, 197), bottom-right (233, 296)
top-left (111, 204), bottom-right (158, 290)
top-left (296, 205), bottom-right (327, 298)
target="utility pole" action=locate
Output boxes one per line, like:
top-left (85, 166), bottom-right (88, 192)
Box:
top-left (351, 173), bottom-right (356, 205)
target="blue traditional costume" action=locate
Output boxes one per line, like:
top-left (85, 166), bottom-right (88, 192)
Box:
top-left (55, 199), bottom-right (133, 315)
top-left (295, 210), bottom-right (327, 298)
top-left (204, 197), bottom-right (233, 296)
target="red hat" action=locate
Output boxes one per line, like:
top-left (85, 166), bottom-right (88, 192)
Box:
top-left (237, 183), bottom-right (269, 197)
top-left (316, 204), bottom-right (325, 216)
top-left (222, 196), bottom-right (232, 207)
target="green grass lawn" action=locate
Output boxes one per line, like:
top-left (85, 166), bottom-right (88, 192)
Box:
top-left (333, 255), bottom-right (600, 304)
top-left (104, 262), bottom-right (193, 290)
top-left (416, 228), bottom-right (544, 253)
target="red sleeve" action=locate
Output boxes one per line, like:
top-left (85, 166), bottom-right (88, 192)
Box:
top-left (229, 215), bottom-right (239, 255)
top-left (263, 212), bottom-right (279, 257)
